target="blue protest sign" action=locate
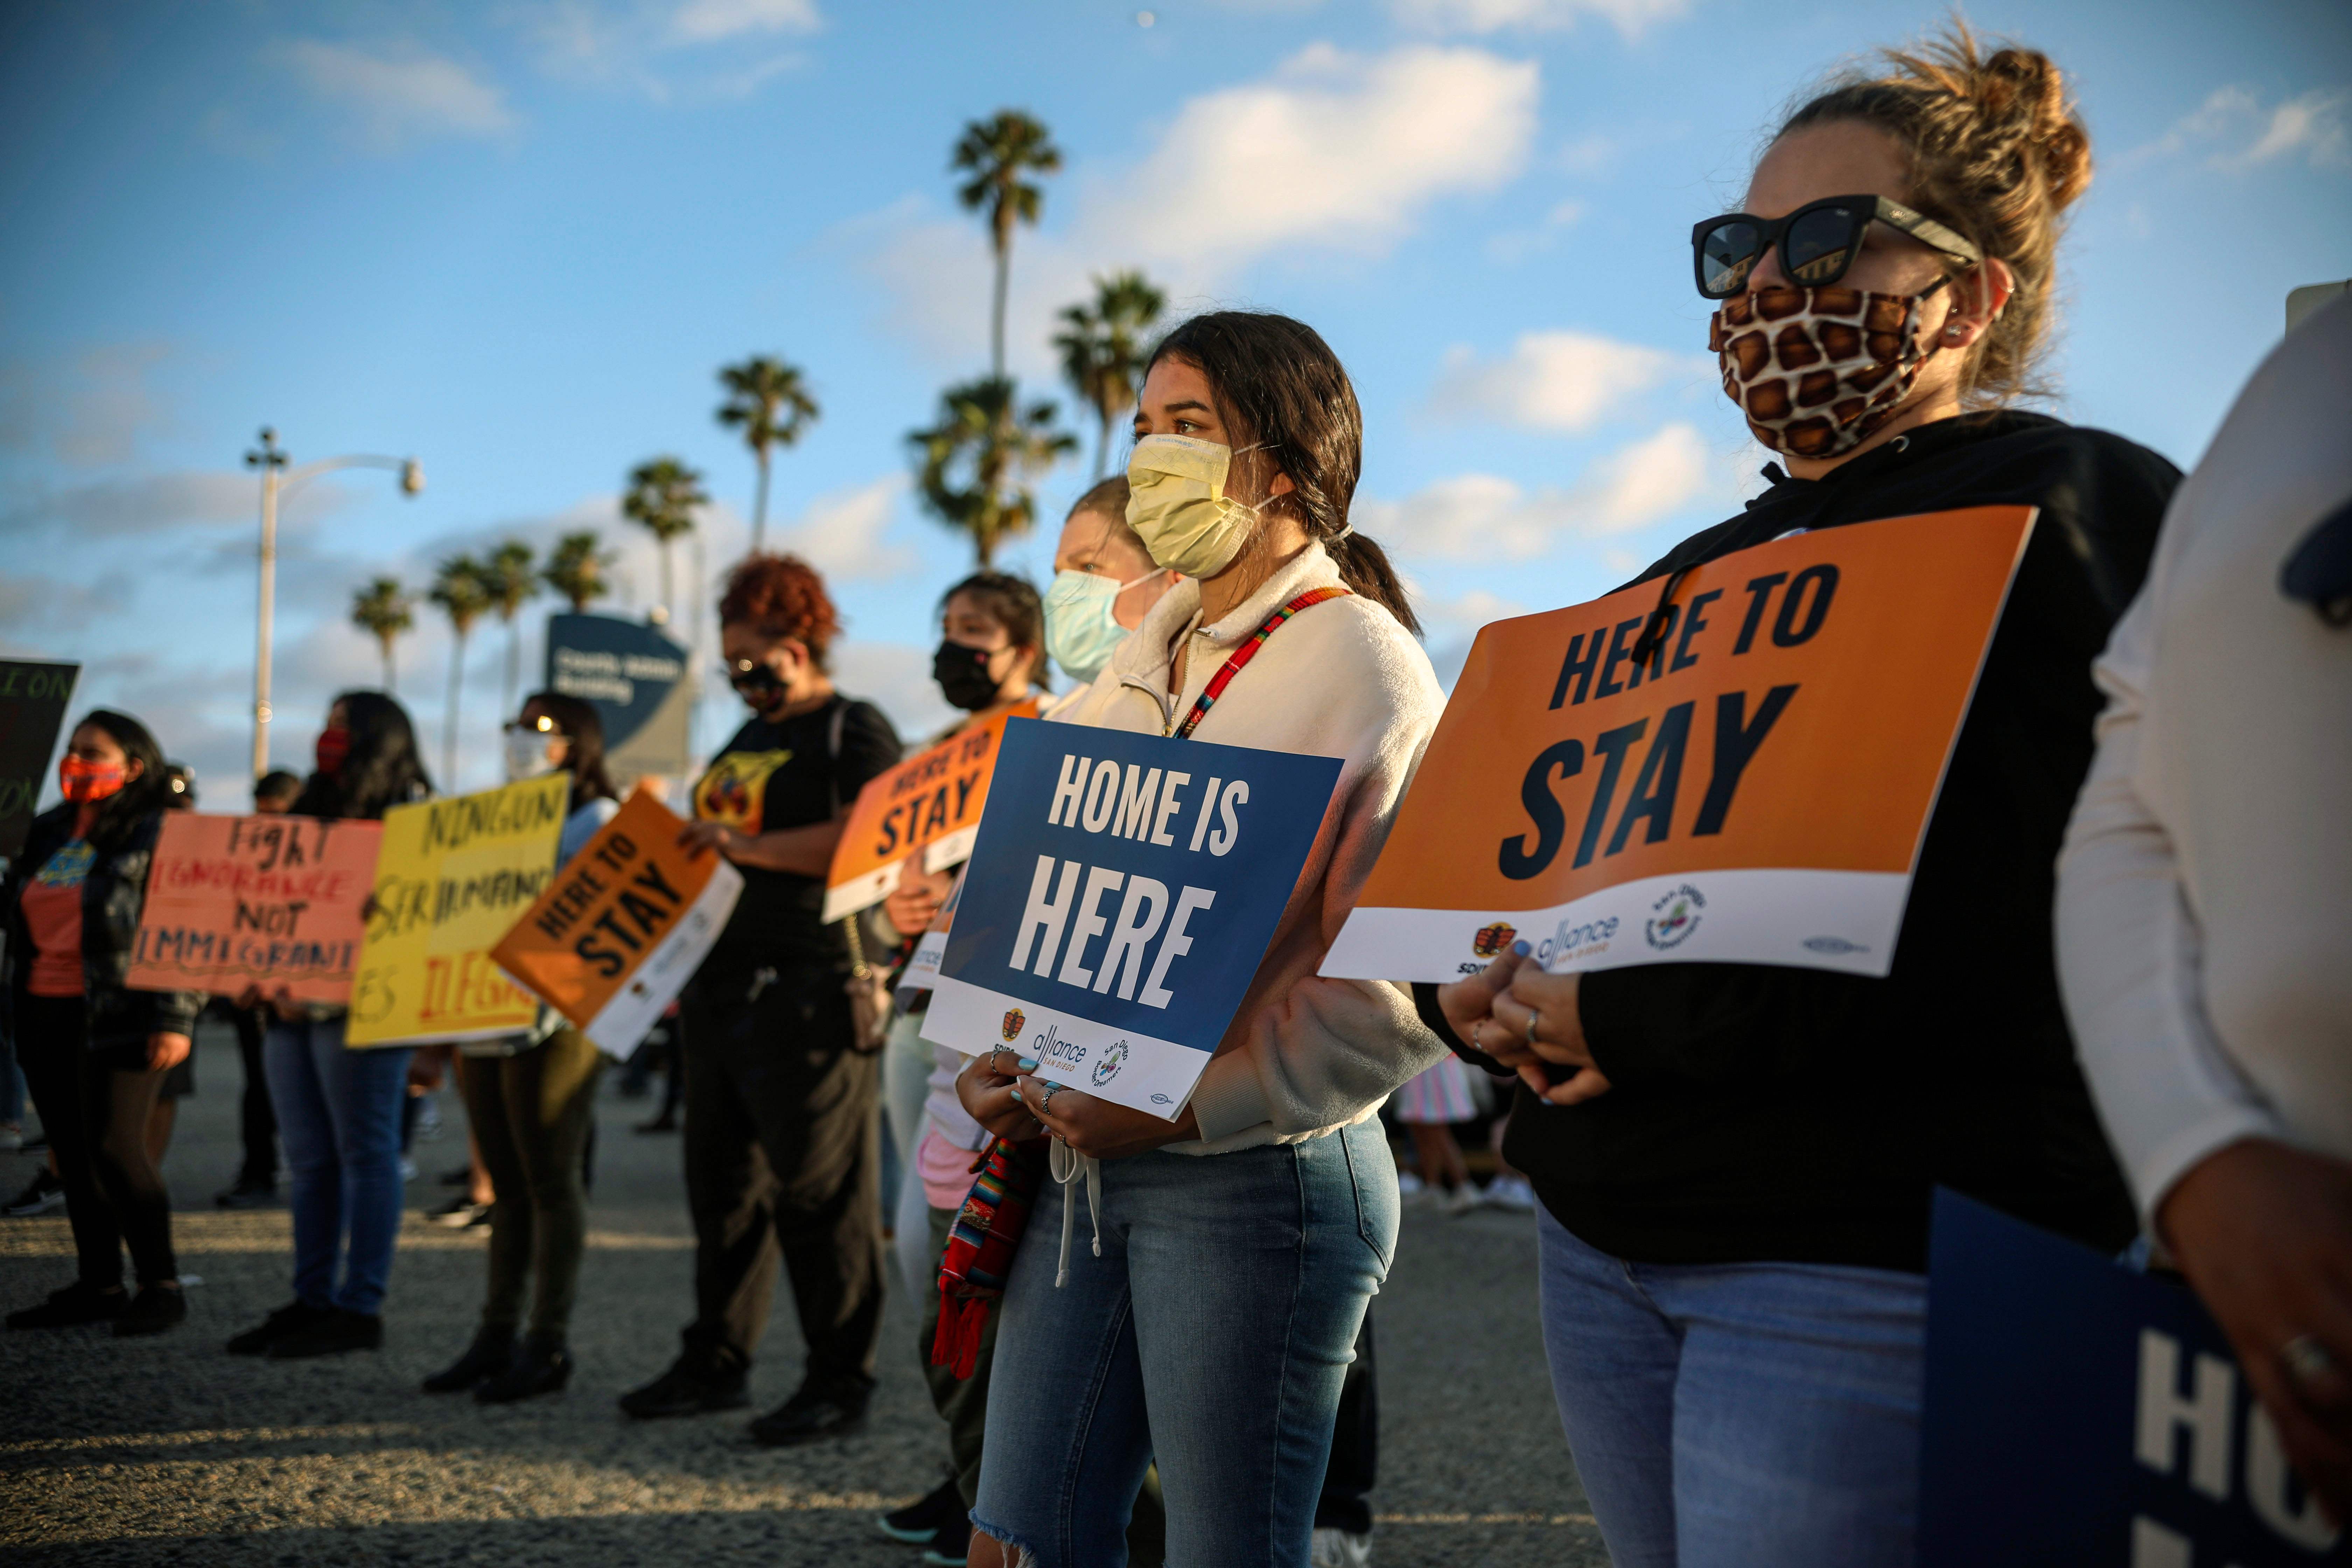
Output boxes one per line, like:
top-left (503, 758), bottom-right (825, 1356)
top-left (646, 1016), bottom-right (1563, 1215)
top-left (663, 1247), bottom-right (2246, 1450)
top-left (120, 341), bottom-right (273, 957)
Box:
top-left (544, 613), bottom-right (692, 783)
top-left (1920, 1190), bottom-right (2343, 1567)
top-left (919, 717), bottom-right (1342, 1120)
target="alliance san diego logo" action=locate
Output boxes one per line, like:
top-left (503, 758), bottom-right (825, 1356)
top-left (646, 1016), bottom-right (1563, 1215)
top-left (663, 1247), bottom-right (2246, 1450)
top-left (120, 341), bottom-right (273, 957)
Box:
top-left (1644, 884), bottom-right (1706, 951)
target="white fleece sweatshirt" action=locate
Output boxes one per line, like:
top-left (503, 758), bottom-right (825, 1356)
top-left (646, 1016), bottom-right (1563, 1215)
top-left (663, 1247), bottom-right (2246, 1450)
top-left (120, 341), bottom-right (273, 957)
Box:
top-left (1048, 541), bottom-right (1451, 1154)
top-left (2056, 293), bottom-right (2352, 1220)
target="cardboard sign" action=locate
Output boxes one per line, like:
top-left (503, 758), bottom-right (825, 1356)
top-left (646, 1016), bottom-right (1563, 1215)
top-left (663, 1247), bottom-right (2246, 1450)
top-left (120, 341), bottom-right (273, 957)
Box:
top-left (1322, 506), bottom-right (2035, 985)
top-left (1920, 1190), bottom-right (2344, 1567)
top-left (822, 701), bottom-right (1038, 923)
top-left (920, 718), bottom-right (1342, 1120)
top-left (0, 660), bottom-right (79, 858)
top-left (490, 787), bottom-right (744, 1057)
top-left (345, 775), bottom-right (570, 1047)
top-left (126, 813), bottom-right (382, 1003)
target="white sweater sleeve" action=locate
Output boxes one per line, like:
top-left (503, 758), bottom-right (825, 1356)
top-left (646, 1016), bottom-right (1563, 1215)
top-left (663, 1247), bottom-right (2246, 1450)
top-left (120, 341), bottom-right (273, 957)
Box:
top-left (2055, 581), bottom-right (2287, 1221)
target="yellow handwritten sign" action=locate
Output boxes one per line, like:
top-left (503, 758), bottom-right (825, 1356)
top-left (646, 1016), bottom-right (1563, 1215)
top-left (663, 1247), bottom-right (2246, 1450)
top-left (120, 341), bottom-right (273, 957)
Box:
top-left (345, 775), bottom-right (569, 1047)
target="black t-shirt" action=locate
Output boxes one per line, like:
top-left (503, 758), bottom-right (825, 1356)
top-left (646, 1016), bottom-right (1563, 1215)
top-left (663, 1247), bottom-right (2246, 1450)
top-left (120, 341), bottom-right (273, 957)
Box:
top-left (691, 696), bottom-right (901, 974)
top-left (1484, 411), bottom-right (2180, 1273)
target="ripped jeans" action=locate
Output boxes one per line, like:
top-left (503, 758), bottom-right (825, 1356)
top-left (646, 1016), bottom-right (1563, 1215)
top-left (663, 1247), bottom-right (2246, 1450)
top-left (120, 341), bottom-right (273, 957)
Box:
top-left (973, 1118), bottom-right (1396, 1568)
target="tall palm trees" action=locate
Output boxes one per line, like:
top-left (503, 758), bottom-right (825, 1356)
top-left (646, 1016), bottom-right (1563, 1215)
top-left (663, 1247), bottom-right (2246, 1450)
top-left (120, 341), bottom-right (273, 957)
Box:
top-left (478, 540), bottom-right (538, 719)
top-left (910, 377), bottom-right (1076, 568)
top-left (542, 531), bottom-right (616, 614)
top-left (953, 110), bottom-right (1062, 379)
top-left (621, 457), bottom-right (707, 624)
top-left (350, 577), bottom-right (414, 693)
top-left (716, 356), bottom-right (819, 554)
top-left (428, 556), bottom-right (492, 788)
top-left (1054, 270), bottom-right (1169, 479)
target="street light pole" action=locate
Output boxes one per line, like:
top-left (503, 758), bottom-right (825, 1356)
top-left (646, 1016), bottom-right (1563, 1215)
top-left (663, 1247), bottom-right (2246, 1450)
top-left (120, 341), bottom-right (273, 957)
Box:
top-left (245, 428), bottom-right (426, 780)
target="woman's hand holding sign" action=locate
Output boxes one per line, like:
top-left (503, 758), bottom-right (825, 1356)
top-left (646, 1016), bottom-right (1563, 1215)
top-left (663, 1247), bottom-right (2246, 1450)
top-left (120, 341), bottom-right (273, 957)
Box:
top-left (955, 1046), bottom-right (1201, 1160)
top-left (1439, 947), bottom-right (1612, 1105)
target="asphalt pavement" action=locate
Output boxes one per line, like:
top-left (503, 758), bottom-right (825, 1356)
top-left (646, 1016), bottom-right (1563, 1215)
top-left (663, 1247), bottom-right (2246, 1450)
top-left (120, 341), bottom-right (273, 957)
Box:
top-left (0, 1023), bottom-right (1604, 1566)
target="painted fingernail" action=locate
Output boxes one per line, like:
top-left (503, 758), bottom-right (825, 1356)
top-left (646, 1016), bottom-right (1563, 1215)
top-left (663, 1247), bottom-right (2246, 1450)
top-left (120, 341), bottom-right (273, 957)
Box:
top-left (1512, 940), bottom-right (1531, 956)
top-left (1017, 1057), bottom-right (1039, 1071)
top-left (1010, 1088), bottom-right (1025, 1102)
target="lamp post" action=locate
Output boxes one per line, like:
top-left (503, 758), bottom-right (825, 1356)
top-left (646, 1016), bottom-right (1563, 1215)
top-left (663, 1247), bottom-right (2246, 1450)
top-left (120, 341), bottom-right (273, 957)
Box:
top-left (245, 428), bottom-right (425, 779)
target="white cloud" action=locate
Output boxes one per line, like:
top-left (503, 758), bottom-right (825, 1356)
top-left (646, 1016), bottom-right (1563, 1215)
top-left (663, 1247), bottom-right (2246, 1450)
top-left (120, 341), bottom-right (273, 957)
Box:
top-left (1392, 0), bottom-right (1688, 43)
top-left (767, 476), bottom-right (918, 583)
top-left (1431, 330), bottom-right (1701, 433)
top-left (0, 470), bottom-right (268, 537)
top-left (0, 343), bottom-right (173, 468)
top-left (671, 0), bottom-right (821, 41)
top-left (273, 39), bottom-right (514, 150)
top-left (1359, 422), bottom-right (1721, 561)
top-left (2140, 85), bottom-right (2350, 171)
top-left (1421, 586), bottom-right (1531, 631)
top-left (833, 639), bottom-right (956, 745)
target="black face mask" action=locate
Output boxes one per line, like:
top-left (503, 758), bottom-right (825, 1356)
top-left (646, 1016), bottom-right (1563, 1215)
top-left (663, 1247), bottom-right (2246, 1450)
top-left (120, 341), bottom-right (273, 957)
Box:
top-left (933, 639), bottom-right (1002, 712)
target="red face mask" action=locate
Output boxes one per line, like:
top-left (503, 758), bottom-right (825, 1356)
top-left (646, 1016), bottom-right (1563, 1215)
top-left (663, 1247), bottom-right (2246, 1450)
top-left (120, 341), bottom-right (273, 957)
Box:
top-left (315, 727), bottom-right (351, 778)
top-left (58, 755), bottom-right (128, 804)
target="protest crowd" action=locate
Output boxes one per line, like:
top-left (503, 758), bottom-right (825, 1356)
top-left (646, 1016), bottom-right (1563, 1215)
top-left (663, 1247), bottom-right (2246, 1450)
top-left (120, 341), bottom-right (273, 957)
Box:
top-left (4, 22), bottom-right (2347, 1568)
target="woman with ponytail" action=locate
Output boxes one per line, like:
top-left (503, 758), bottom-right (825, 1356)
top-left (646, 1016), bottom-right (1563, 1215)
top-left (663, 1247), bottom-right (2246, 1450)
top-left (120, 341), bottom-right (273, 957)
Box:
top-left (954, 310), bottom-right (1447, 1567)
top-left (4, 710), bottom-right (202, 1337)
top-left (1430, 27), bottom-right (2180, 1566)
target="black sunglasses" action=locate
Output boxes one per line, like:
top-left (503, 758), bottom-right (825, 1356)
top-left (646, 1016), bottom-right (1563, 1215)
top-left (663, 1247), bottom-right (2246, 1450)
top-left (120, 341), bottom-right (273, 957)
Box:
top-left (1692, 194), bottom-right (1981, 300)
top-left (725, 657), bottom-right (784, 694)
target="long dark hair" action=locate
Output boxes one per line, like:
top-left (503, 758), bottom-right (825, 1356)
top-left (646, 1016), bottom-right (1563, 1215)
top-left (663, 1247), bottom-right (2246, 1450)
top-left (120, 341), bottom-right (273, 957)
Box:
top-left (521, 691), bottom-right (618, 808)
top-left (1144, 312), bottom-right (1420, 636)
top-left (72, 709), bottom-right (172, 852)
top-left (291, 691), bottom-right (432, 821)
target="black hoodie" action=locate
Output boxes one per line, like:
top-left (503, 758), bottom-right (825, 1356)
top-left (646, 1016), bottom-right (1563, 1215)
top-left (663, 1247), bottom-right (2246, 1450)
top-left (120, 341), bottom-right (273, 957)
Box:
top-left (1437, 411), bottom-right (2181, 1273)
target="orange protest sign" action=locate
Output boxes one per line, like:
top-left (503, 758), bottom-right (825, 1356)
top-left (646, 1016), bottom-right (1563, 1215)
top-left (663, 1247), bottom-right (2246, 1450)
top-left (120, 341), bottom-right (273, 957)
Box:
top-left (1321, 506), bottom-right (2037, 983)
top-left (820, 700), bottom-right (1037, 922)
top-left (127, 813), bottom-right (381, 1004)
top-left (489, 787), bottom-right (743, 1056)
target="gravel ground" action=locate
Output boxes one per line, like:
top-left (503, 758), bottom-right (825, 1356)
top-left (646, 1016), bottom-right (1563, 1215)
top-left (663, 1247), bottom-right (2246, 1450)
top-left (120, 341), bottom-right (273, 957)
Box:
top-left (1, 1026), bottom-right (1604, 1566)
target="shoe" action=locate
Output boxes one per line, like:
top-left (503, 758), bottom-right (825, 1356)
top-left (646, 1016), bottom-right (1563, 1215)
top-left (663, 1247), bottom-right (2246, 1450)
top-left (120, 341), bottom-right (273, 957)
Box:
top-left (1481, 1175), bottom-right (1538, 1213)
top-left (618, 1358), bottom-right (749, 1419)
top-left (635, 1113), bottom-right (678, 1135)
top-left (8, 1280), bottom-right (125, 1329)
top-left (1310, 1527), bottom-right (1374, 1567)
top-left (266, 1307), bottom-right (383, 1358)
top-left (424, 1328), bottom-right (515, 1393)
top-left (476, 1332), bottom-right (573, 1402)
top-left (4, 1171), bottom-right (65, 1217)
top-left (879, 1476), bottom-right (965, 1545)
top-left (114, 1283), bottom-right (187, 1337)
top-left (749, 1378), bottom-right (871, 1446)
top-left (1441, 1183), bottom-right (1479, 1218)
top-left (215, 1177), bottom-right (278, 1210)
top-left (428, 1196), bottom-right (493, 1229)
top-left (227, 1299), bottom-right (330, 1355)
top-left (922, 1512), bottom-right (973, 1566)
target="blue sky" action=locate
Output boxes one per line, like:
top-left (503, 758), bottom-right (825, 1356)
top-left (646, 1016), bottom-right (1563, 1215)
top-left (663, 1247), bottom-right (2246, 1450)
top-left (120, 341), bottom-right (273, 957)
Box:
top-left (3, 0), bottom-right (2346, 800)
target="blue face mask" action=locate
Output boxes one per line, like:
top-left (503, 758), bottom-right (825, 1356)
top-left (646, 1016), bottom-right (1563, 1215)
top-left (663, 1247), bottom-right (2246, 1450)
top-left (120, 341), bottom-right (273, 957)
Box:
top-left (1044, 568), bottom-right (1159, 685)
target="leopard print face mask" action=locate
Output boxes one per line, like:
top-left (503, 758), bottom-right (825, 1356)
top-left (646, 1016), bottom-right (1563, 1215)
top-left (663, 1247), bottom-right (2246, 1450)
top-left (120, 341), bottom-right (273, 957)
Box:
top-left (1710, 283), bottom-right (1945, 460)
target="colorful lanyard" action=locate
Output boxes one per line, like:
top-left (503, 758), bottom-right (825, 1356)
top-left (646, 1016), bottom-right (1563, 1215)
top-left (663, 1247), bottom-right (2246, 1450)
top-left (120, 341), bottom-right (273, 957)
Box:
top-left (1169, 587), bottom-right (1352, 740)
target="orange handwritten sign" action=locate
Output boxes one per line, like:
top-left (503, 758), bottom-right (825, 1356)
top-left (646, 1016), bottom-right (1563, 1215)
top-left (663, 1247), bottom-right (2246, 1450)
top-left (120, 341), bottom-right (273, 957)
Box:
top-left (821, 701), bottom-right (1037, 922)
top-left (1322, 506), bottom-right (2036, 983)
top-left (127, 813), bottom-right (381, 1004)
top-left (490, 788), bottom-right (743, 1056)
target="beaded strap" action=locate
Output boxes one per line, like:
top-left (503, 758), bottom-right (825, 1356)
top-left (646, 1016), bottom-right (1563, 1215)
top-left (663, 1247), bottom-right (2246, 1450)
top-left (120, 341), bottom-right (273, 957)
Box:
top-left (1171, 587), bottom-right (1352, 740)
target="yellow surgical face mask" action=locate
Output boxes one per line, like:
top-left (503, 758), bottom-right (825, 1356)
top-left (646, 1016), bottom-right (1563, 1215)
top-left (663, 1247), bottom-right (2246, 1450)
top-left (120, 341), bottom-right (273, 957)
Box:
top-left (1125, 434), bottom-right (1268, 579)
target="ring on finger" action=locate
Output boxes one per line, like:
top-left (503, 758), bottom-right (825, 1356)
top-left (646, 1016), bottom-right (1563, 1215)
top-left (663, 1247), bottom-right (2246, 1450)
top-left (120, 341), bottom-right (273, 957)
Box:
top-left (2283, 1334), bottom-right (2338, 1391)
top-left (1525, 1007), bottom-right (1542, 1046)
top-left (1036, 1081), bottom-right (1060, 1114)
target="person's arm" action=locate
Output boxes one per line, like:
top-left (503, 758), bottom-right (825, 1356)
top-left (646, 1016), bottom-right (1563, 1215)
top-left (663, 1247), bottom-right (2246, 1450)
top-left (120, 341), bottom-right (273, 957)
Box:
top-left (680, 817), bottom-right (845, 876)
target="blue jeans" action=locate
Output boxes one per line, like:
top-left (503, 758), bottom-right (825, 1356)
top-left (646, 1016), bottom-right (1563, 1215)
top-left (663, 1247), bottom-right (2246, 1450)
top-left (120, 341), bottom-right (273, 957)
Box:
top-left (975, 1119), bottom-right (1396, 1568)
top-left (264, 1017), bottom-right (412, 1316)
top-left (1538, 1206), bottom-right (1926, 1568)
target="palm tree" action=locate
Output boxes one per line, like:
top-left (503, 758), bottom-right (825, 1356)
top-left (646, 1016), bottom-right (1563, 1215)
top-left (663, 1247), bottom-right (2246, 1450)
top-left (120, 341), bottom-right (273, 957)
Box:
top-left (428, 555), bottom-right (492, 789)
top-left (953, 110), bottom-right (1062, 379)
top-left (621, 457), bottom-right (707, 624)
top-left (350, 577), bottom-right (414, 694)
top-left (909, 376), bottom-right (1077, 568)
top-left (478, 540), bottom-right (538, 720)
top-left (716, 355), bottom-right (820, 553)
top-left (1054, 270), bottom-right (1168, 478)
top-left (542, 530), bottom-right (616, 614)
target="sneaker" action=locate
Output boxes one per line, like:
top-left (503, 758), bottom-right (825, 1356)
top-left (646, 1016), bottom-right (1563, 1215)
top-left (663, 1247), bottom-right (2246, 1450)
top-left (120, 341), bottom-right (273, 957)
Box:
top-left (618, 1358), bottom-right (749, 1420)
top-left (114, 1283), bottom-right (187, 1337)
top-left (1481, 1175), bottom-right (1538, 1213)
top-left (1441, 1183), bottom-right (1480, 1218)
top-left (748, 1377), bottom-right (871, 1446)
top-left (1310, 1527), bottom-right (1373, 1567)
top-left (921, 1512), bottom-right (973, 1566)
top-left (266, 1307), bottom-right (383, 1358)
top-left (215, 1177), bottom-right (278, 1210)
top-left (227, 1299), bottom-right (330, 1356)
top-left (427, 1196), bottom-right (493, 1229)
top-left (4, 1170), bottom-right (65, 1217)
top-left (879, 1476), bottom-right (964, 1545)
top-left (8, 1280), bottom-right (126, 1329)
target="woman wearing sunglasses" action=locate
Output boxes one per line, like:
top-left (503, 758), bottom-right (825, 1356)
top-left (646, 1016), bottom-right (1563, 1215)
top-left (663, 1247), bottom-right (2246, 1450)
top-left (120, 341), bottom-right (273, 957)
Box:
top-left (1430, 28), bottom-right (2181, 1567)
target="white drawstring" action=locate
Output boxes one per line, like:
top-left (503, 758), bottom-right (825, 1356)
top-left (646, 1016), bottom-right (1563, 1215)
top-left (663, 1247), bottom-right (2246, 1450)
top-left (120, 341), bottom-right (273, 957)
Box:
top-left (1050, 1139), bottom-right (1102, 1288)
